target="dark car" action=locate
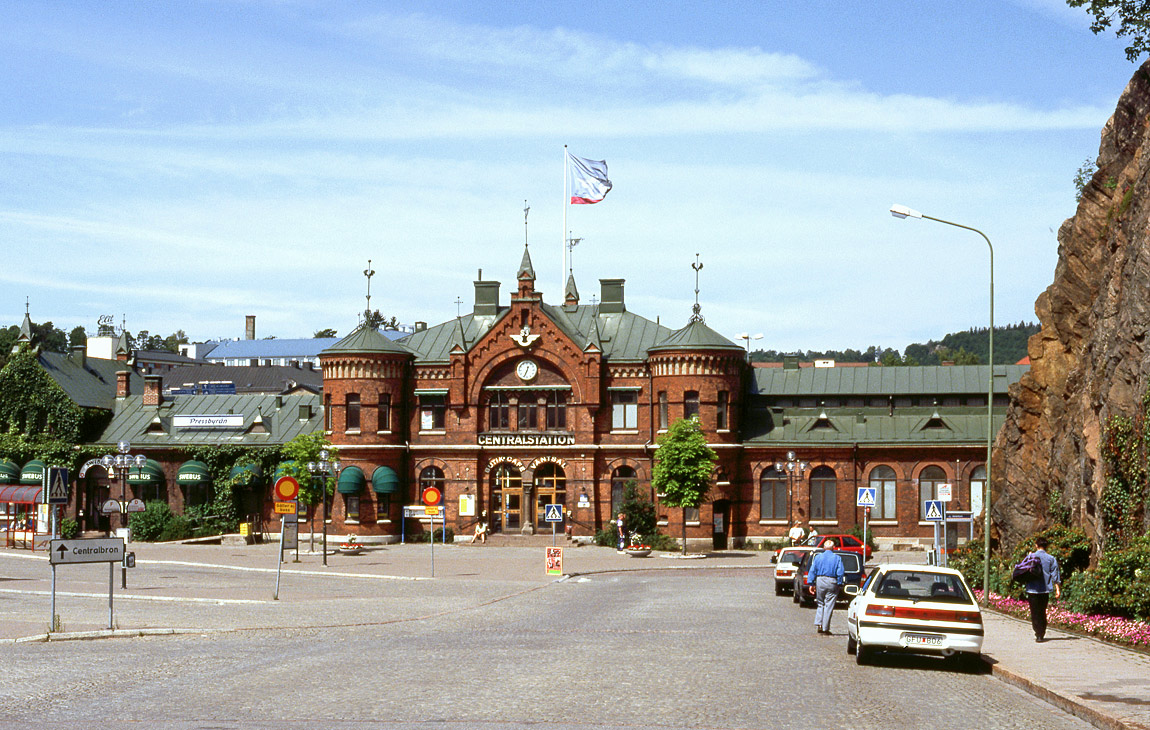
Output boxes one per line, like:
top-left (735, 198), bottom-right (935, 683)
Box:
top-left (793, 549), bottom-right (866, 607)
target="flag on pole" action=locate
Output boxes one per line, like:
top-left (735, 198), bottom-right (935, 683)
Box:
top-left (568, 153), bottom-right (612, 204)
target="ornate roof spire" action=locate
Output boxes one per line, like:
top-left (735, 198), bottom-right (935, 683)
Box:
top-left (690, 253), bottom-right (705, 323)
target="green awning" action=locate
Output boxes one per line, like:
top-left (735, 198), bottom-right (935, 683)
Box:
top-left (229, 462), bottom-right (263, 486)
top-left (176, 460), bottom-right (211, 486)
top-left (20, 460), bottom-right (45, 485)
top-left (0, 459), bottom-right (19, 485)
top-left (371, 466), bottom-right (401, 495)
top-left (127, 458), bottom-right (165, 484)
top-left (337, 466), bottom-right (365, 495)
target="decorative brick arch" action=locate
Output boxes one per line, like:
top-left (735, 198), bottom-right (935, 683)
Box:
top-left (467, 345), bottom-right (586, 405)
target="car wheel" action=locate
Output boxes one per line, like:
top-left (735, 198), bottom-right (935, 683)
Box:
top-left (792, 587), bottom-right (800, 604)
top-left (846, 633), bottom-right (857, 655)
top-left (855, 640), bottom-right (871, 666)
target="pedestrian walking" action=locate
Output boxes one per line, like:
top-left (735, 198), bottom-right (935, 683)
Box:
top-left (1024, 536), bottom-right (1062, 642)
top-left (805, 538), bottom-right (844, 634)
top-left (788, 523), bottom-right (805, 546)
top-left (616, 512), bottom-right (626, 551)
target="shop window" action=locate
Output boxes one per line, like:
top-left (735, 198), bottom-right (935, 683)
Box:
top-left (868, 465), bottom-right (897, 520)
top-left (759, 467), bottom-right (786, 520)
top-left (684, 391), bottom-right (699, 421)
top-left (376, 492), bottom-right (392, 521)
top-left (345, 393), bottom-right (360, 432)
top-left (611, 391), bottom-right (638, 430)
top-left (809, 465), bottom-right (837, 520)
top-left (545, 391), bottom-right (567, 429)
top-left (419, 466), bottom-right (445, 493)
top-left (345, 494), bottom-right (360, 521)
top-left (420, 395), bottom-right (446, 431)
top-left (377, 394), bottom-right (391, 432)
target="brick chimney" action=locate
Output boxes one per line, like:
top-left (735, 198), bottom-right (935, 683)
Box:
top-left (245, 315), bottom-right (256, 340)
top-left (143, 375), bottom-right (163, 406)
top-left (116, 370), bottom-right (130, 398)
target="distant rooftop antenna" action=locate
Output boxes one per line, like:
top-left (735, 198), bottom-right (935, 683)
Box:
top-left (690, 253), bottom-right (705, 323)
top-left (363, 259), bottom-right (376, 323)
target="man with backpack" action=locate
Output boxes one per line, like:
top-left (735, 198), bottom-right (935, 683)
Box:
top-left (1020, 536), bottom-right (1062, 643)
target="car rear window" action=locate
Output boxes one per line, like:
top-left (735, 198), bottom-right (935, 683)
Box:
top-left (875, 571), bottom-right (973, 604)
top-left (838, 553), bottom-right (861, 572)
top-left (779, 550), bottom-right (806, 563)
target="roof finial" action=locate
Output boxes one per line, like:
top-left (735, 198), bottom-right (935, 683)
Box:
top-left (455, 296), bottom-right (463, 318)
top-left (690, 253), bottom-right (704, 323)
top-left (566, 231), bottom-right (582, 277)
top-left (524, 200), bottom-right (530, 249)
top-left (363, 259), bottom-right (376, 323)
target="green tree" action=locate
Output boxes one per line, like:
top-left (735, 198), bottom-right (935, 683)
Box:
top-left (313, 328), bottom-right (338, 338)
top-left (68, 326), bottom-right (86, 349)
top-left (652, 417), bottom-right (717, 555)
top-left (364, 310), bottom-right (399, 330)
top-left (162, 330), bottom-right (188, 353)
top-left (279, 432), bottom-right (337, 509)
top-left (1068, 0), bottom-right (1150, 61)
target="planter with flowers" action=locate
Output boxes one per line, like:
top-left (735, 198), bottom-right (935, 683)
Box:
top-left (624, 533), bottom-right (652, 557)
top-left (338, 535), bottom-right (364, 555)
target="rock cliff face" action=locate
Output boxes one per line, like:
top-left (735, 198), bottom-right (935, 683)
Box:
top-left (996, 62), bottom-right (1150, 551)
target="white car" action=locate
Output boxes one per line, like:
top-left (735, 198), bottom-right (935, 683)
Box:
top-left (845, 563), bottom-right (983, 666)
top-left (772, 546), bottom-right (817, 596)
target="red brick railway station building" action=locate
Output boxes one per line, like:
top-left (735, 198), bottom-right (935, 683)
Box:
top-left (318, 247), bottom-right (1022, 549)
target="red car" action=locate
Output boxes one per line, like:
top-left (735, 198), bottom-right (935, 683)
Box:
top-left (803, 533), bottom-right (872, 560)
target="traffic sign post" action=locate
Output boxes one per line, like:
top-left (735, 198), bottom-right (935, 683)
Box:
top-left (857, 487), bottom-right (876, 554)
top-left (924, 499), bottom-right (946, 567)
top-left (544, 503), bottom-right (563, 546)
top-left (48, 538), bottom-right (125, 631)
top-left (422, 487), bottom-right (443, 577)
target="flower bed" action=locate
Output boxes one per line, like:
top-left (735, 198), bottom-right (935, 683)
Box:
top-left (978, 591), bottom-right (1150, 652)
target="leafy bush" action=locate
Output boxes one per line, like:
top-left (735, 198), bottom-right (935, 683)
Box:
top-left (129, 501), bottom-right (175, 542)
top-left (411, 527), bottom-right (454, 543)
top-left (1063, 534), bottom-right (1150, 620)
top-left (949, 538), bottom-right (1009, 594)
top-left (60, 517), bottom-right (79, 539)
top-left (157, 515), bottom-right (193, 542)
top-left (847, 523), bottom-right (876, 552)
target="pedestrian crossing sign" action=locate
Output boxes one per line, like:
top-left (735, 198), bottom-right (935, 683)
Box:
top-left (856, 487), bottom-right (876, 507)
top-left (924, 500), bottom-right (944, 521)
top-left (544, 503), bottom-right (564, 523)
top-left (46, 467), bottom-right (69, 505)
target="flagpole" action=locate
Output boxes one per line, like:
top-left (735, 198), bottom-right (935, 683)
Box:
top-left (563, 145), bottom-right (569, 295)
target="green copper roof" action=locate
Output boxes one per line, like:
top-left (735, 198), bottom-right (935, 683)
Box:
top-left (649, 318), bottom-right (743, 352)
top-left (322, 324), bottom-right (413, 356)
top-left (751, 364), bottom-right (1027, 397)
top-left (517, 245), bottom-right (535, 280)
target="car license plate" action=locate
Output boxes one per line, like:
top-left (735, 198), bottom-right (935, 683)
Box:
top-left (903, 633), bottom-right (944, 647)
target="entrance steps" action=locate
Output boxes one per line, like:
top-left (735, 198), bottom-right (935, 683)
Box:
top-left (469, 533), bottom-right (576, 547)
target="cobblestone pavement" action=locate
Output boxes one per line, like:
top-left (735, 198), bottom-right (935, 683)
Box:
top-left (0, 543), bottom-right (1111, 729)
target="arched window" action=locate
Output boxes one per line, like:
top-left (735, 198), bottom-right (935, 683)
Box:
top-left (918, 465), bottom-right (947, 519)
top-left (419, 466), bottom-right (445, 494)
top-left (345, 393), bottom-right (360, 431)
top-left (533, 464), bottom-right (566, 529)
top-left (868, 465), bottom-right (897, 520)
top-left (611, 466), bottom-right (637, 517)
top-left (490, 464), bottom-right (522, 531)
top-left (809, 465), bottom-right (837, 520)
top-left (759, 467), bottom-right (786, 520)
top-left (969, 465), bottom-right (986, 516)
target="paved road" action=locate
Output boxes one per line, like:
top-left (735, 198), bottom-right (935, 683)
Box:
top-left (0, 546), bottom-right (1095, 730)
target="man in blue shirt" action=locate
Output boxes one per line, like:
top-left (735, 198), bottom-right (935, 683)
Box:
top-left (1024, 536), bottom-right (1062, 643)
top-left (806, 538), bottom-right (845, 634)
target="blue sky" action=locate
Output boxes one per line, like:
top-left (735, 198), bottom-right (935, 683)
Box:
top-left (0, 1), bottom-right (1137, 352)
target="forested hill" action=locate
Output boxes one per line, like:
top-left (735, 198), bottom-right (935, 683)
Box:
top-left (749, 322), bottom-right (1040, 366)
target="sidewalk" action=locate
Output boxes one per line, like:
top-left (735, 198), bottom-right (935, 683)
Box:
top-left (2, 542), bottom-right (1149, 729)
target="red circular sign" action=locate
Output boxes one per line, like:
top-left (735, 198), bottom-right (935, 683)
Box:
top-left (421, 486), bottom-right (442, 507)
top-left (274, 476), bottom-right (300, 501)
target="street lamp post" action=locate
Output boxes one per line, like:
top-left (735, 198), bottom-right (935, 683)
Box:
top-left (775, 451), bottom-right (808, 530)
top-left (736, 332), bottom-right (763, 360)
top-left (100, 440), bottom-right (146, 588)
top-left (890, 204), bottom-right (994, 603)
top-left (307, 449), bottom-right (341, 567)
